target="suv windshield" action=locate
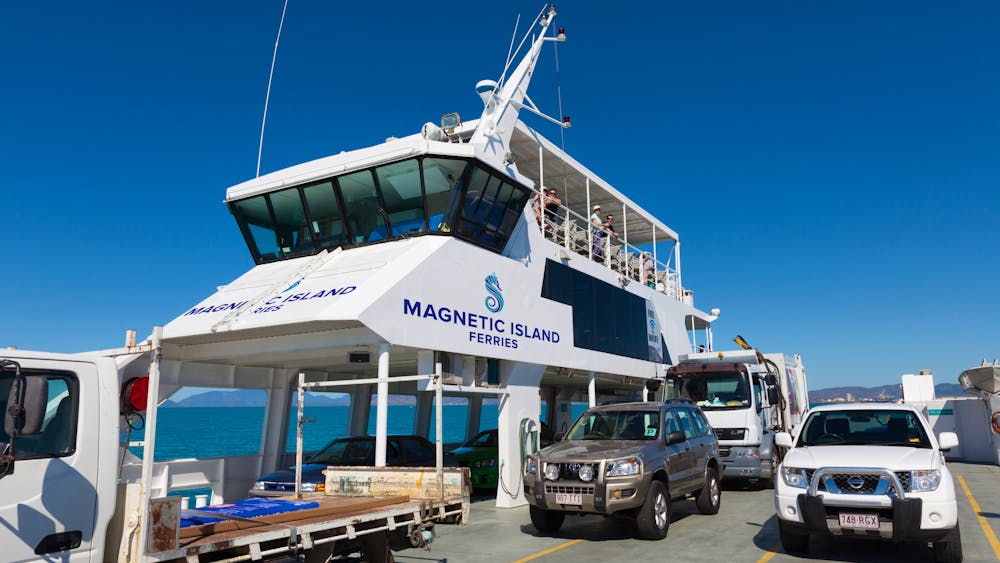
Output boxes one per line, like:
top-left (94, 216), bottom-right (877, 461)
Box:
top-left (566, 410), bottom-right (660, 441)
top-left (797, 409), bottom-right (931, 448)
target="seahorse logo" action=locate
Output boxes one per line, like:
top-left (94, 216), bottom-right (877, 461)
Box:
top-left (484, 273), bottom-right (504, 313)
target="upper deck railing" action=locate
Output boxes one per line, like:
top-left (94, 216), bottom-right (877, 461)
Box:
top-left (528, 197), bottom-right (688, 303)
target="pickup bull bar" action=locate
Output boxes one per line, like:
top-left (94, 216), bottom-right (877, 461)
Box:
top-left (807, 467), bottom-right (908, 507)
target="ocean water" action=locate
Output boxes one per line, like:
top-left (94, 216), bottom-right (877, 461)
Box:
top-left (129, 404), bottom-right (499, 461)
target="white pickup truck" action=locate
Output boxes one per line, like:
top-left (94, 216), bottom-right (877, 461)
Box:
top-left (773, 403), bottom-right (962, 562)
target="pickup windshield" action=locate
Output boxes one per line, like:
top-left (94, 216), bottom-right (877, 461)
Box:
top-left (797, 409), bottom-right (931, 448)
top-left (566, 410), bottom-right (660, 441)
top-left (678, 372), bottom-right (751, 410)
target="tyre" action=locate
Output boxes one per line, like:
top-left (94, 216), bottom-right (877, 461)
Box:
top-left (933, 522), bottom-right (963, 563)
top-left (635, 480), bottom-right (671, 540)
top-left (760, 454), bottom-right (779, 489)
top-left (695, 468), bottom-right (721, 515)
top-left (778, 518), bottom-right (809, 554)
top-left (529, 505), bottom-right (565, 533)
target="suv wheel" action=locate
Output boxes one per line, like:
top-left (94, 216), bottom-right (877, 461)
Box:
top-left (636, 480), bottom-right (670, 540)
top-left (933, 522), bottom-right (963, 563)
top-left (529, 505), bottom-right (565, 534)
top-left (695, 468), bottom-right (721, 515)
top-left (778, 519), bottom-right (809, 553)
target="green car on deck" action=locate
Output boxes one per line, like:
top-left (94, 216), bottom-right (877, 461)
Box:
top-left (452, 426), bottom-right (554, 489)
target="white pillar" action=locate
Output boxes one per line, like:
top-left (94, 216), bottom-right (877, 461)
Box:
top-left (588, 371), bottom-right (597, 408)
top-left (495, 362), bottom-right (545, 509)
top-left (675, 240), bottom-right (683, 296)
top-left (375, 343), bottom-right (390, 467)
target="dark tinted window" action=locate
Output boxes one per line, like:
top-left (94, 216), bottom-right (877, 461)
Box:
top-left (541, 259), bottom-right (658, 361)
top-left (399, 437), bottom-right (433, 462)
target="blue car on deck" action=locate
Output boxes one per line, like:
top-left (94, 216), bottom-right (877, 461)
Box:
top-left (251, 435), bottom-right (455, 496)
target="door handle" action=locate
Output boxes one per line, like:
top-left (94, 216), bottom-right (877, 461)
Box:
top-left (35, 531), bottom-right (82, 555)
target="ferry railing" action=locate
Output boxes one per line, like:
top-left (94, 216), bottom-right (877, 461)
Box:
top-left (530, 198), bottom-right (684, 301)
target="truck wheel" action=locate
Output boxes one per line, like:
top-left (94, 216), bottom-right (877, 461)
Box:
top-left (778, 519), bottom-right (809, 553)
top-left (695, 468), bottom-right (721, 515)
top-left (761, 454), bottom-right (779, 489)
top-left (529, 505), bottom-right (565, 533)
top-left (635, 481), bottom-right (670, 540)
top-left (933, 522), bottom-right (963, 563)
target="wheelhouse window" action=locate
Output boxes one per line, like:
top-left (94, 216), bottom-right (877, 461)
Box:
top-left (230, 156), bottom-right (530, 264)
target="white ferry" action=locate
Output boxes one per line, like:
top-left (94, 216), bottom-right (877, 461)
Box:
top-left (143, 4), bottom-right (715, 509)
top-left (0, 6), bottom-right (724, 561)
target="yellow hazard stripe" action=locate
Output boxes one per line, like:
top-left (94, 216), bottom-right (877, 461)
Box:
top-left (957, 474), bottom-right (1000, 561)
top-left (512, 539), bottom-right (584, 562)
top-left (756, 543), bottom-right (782, 563)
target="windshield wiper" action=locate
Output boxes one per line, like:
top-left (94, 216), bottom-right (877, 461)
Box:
top-left (378, 207), bottom-right (407, 239)
top-left (882, 441), bottom-right (927, 448)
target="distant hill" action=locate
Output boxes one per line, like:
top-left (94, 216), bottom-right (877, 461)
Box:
top-left (810, 382), bottom-right (970, 403)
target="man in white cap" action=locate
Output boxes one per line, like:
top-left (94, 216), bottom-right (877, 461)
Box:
top-left (590, 204), bottom-right (606, 259)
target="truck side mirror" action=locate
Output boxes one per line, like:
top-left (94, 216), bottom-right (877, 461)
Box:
top-left (764, 373), bottom-right (777, 386)
top-left (5, 375), bottom-right (48, 437)
top-left (767, 387), bottom-right (780, 407)
top-left (553, 432), bottom-right (563, 443)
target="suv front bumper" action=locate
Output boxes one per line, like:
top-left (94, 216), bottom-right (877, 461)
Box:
top-left (523, 473), bottom-right (648, 514)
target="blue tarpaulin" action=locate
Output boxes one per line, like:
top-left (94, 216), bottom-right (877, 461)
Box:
top-left (180, 498), bottom-right (320, 528)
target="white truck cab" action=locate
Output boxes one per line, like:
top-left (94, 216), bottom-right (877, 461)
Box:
top-left (774, 402), bottom-right (962, 562)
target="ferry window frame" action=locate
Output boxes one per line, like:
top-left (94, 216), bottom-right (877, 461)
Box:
top-left (233, 156), bottom-right (527, 265)
top-left (0, 369), bottom-right (79, 461)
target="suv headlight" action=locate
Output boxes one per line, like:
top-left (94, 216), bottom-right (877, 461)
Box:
top-left (781, 466), bottom-right (809, 489)
top-left (606, 457), bottom-right (641, 477)
top-left (544, 462), bottom-right (560, 481)
top-left (525, 456), bottom-right (538, 476)
top-left (910, 470), bottom-right (941, 492)
top-left (253, 481), bottom-right (266, 490)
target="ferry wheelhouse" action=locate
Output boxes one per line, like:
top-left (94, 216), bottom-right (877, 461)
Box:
top-left (123, 6), bottom-right (718, 508)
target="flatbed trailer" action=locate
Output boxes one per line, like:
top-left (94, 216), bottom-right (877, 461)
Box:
top-left (150, 493), bottom-right (469, 562)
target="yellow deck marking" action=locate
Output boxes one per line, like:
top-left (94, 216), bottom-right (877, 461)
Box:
top-left (957, 474), bottom-right (1000, 561)
top-left (512, 539), bottom-right (584, 562)
top-left (756, 543), bottom-right (782, 563)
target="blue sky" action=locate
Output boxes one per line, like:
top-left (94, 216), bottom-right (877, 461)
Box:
top-left (1, 1), bottom-right (997, 392)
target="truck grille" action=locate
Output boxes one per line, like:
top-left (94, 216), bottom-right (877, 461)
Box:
top-left (545, 484), bottom-right (595, 495)
top-left (804, 470), bottom-right (912, 493)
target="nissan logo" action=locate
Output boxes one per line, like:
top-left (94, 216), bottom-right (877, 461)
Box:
top-left (847, 476), bottom-right (865, 489)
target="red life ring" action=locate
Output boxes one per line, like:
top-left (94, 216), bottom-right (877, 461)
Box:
top-left (992, 411), bottom-right (1000, 435)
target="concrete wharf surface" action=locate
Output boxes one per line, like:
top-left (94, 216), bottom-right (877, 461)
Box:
top-left (392, 462), bottom-right (1000, 563)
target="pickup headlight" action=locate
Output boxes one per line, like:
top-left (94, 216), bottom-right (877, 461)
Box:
top-left (910, 470), bottom-right (941, 492)
top-left (526, 457), bottom-right (538, 476)
top-left (781, 466), bottom-right (809, 489)
top-left (606, 457), bottom-right (641, 477)
top-left (253, 481), bottom-right (266, 490)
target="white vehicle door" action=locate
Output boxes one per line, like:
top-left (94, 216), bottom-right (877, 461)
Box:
top-left (0, 360), bottom-right (99, 562)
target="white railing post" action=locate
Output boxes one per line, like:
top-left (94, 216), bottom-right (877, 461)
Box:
top-left (137, 326), bottom-right (163, 559)
top-left (375, 343), bottom-right (390, 466)
top-left (434, 362), bottom-right (444, 501)
top-left (295, 372), bottom-right (305, 499)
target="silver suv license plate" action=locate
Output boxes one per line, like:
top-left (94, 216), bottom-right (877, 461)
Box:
top-left (555, 493), bottom-right (582, 505)
top-left (839, 512), bottom-right (879, 530)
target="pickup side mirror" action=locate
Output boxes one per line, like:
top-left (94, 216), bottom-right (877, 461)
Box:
top-left (938, 432), bottom-right (959, 451)
top-left (774, 432), bottom-right (793, 449)
top-left (553, 432), bottom-right (563, 443)
top-left (5, 375), bottom-right (48, 437)
top-left (667, 430), bottom-right (686, 445)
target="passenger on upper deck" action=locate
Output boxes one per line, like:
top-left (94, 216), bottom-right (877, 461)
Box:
top-left (591, 205), bottom-right (605, 259)
top-left (643, 252), bottom-right (655, 287)
top-left (534, 188), bottom-right (563, 239)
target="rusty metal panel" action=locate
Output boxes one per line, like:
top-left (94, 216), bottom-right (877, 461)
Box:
top-left (147, 496), bottom-right (180, 554)
top-left (324, 466), bottom-right (470, 499)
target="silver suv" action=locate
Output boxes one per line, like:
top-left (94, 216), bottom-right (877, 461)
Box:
top-left (523, 400), bottom-right (722, 539)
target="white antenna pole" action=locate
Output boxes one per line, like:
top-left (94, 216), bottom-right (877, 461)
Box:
top-left (257, 0), bottom-right (290, 178)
